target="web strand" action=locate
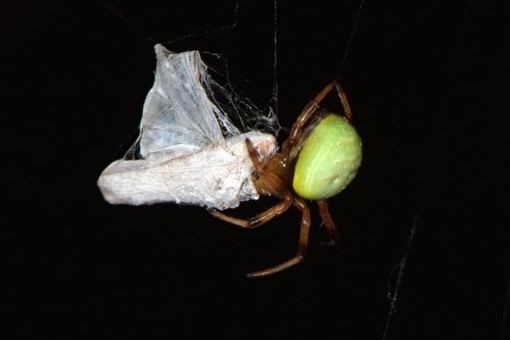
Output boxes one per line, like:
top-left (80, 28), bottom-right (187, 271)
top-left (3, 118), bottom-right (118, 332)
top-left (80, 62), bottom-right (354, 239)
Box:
top-left (271, 0), bottom-right (279, 117)
top-left (336, 0), bottom-right (366, 80)
top-left (381, 214), bottom-right (419, 340)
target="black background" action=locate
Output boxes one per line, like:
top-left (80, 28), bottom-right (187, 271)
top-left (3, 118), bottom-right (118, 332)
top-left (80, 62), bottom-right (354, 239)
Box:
top-left (2, 0), bottom-right (509, 338)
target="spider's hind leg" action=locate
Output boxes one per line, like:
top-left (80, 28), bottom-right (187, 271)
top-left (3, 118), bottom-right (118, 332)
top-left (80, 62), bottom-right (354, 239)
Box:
top-left (317, 199), bottom-right (340, 246)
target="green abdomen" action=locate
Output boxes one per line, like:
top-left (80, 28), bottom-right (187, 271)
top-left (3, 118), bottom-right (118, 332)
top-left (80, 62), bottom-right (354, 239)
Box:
top-left (292, 114), bottom-right (362, 200)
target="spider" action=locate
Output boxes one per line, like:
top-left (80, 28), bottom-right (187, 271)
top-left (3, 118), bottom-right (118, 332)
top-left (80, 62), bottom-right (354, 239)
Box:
top-left (209, 80), bottom-right (362, 278)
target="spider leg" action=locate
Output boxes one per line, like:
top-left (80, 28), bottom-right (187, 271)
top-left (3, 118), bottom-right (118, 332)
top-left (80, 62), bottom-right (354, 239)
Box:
top-left (247, 196), bottom-right (311, 278)
top-left (333, 82), bottom-right (353, 122)
top-left (282, 81), bottom-right (336, 156)
top-left (317, 199), bottom-right (339, 246)
top-left (208, 197), bottom-right (292, 229)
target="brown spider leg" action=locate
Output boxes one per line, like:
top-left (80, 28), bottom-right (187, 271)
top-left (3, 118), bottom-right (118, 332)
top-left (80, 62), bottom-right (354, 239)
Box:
top-left (209, 139), bottom-right (314, 278)
top-left (208, 197), bottom-right (292, 229)
top-left (317, 199), bottom-right (339, 246)
top-left (333, 82), bottom-right (353, 122)
top-left (282, 81), bottom-right (337, 156)
top-left (248, 196), bottom-right (311, 278)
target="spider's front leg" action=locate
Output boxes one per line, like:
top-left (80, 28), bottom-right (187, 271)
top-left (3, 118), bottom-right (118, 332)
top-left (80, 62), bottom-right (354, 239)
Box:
top-left (210, 191), bottom-right (312, 278)
top-left (281, 82), bottom-right (335, 155)
top-left (208, 139), bottom-right (313, 278)
top-left (208, 197), bottom-right (292, 229)
top-left (247, 196), bottom-right (311, 278)
top-left (283, 81), bottom-right (353, 156)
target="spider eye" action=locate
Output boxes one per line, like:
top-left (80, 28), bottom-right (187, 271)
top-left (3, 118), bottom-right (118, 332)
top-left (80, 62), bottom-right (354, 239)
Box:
top-left (292, 113), bottom-right (362, 200)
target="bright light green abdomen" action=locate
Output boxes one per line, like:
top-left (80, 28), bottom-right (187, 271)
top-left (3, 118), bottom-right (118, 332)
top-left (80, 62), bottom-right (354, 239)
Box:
top-left (293, 114), bottom-right (362, 200)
